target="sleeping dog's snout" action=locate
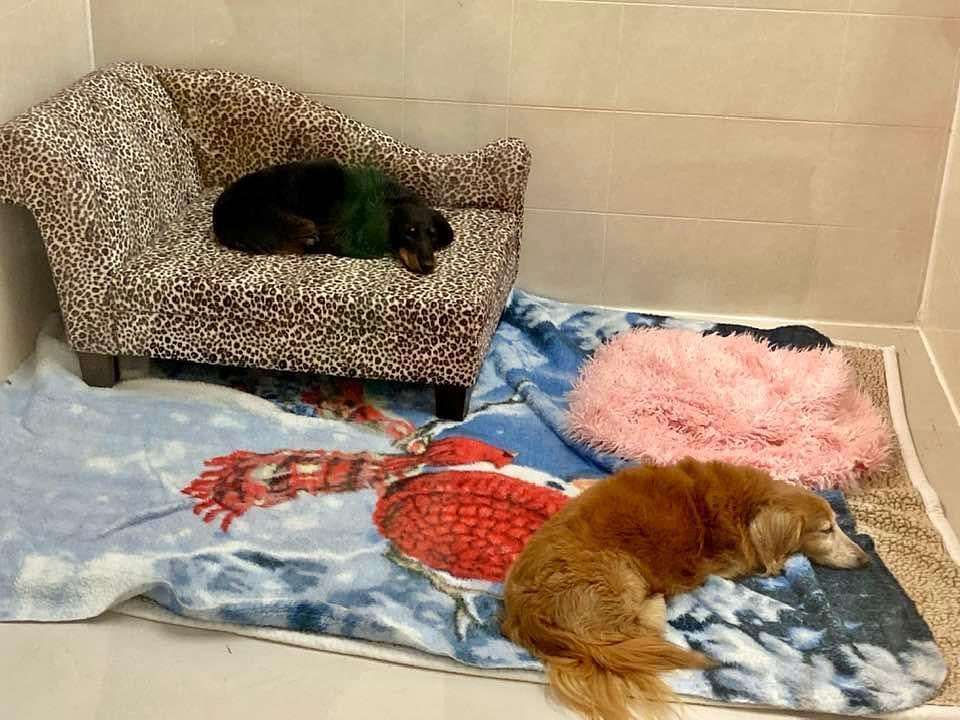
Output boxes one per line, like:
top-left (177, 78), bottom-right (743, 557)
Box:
top-left (853, 545), bottom-right (871, 568)
top-left (397, 245), bottom-right (436, 275)
top-left (823, 529), bottom-right (871, 569)
top-left (391, 203), bottom-right (453, 275)
top-left (802, 515), bottom-right (871, 570)
top-left (840, 530), bottom-right (871, 568)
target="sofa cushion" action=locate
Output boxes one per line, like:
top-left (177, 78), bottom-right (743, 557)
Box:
top-left (111, 190), bottom-right (519, 385)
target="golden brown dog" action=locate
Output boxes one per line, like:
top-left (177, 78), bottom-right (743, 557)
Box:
top-left (501, 459), bottom-right (869, 720)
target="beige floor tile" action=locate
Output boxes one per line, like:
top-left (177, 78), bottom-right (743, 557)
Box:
top-left (807, 227), bottom-right (930, 324)
top-left (608, 114), bottom-right (726, 217)
top-left (90, 0), bottom-right (194, 69)
top-left (609, 113), bottom-right (835, 224)
top-left (925, 328), bottom-right (960, 414)
top-left (7, 0), bottom-right (148, 109)
top-left (617, 4), bottom-right (845, 120)
top-left (404, 0), bottom-right (512, 103)
top-left (849, 0), bottom-right (960, 17)
top-left (602, 214), bottom-right (697, 308)
top-left (310, 95), bottom-right (405, 140)
top-left (508, 107), bottom-right (614, 211)
top-left (517, 210), bottom-right (606, 304)
top-left (931, 151), bottom-right (960, 267)
top-left (835, 15), bottom-right (960, 127)
top-left (602, 215), bottom-right (817, 315)
top-left (2, 0), bottom-right (91, 118)
top-left (510, 0), bottom-right (621, 109)
top-left (711, 119), bottom-right (832, 224)
top-left (921, 248), bottom-right (960, 330)
top-left (610, 115), bottom-right (946, 231)
top-left (691, 220), bottom-right (818, 317)
top-left (403, 101), bottom-right (507, 155)
top-left (193, 0), bottom-right (302, 89)
top-left (300, 0), bottom-right (404, 97)
top-left (815, 124), bottom-right (946, 232)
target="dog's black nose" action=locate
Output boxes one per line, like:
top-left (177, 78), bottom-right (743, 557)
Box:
top-left (419, 257), bottom-right (436, 273)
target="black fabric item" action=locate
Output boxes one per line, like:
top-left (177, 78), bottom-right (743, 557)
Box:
top-left (704, 323), bottom-right (833, 351)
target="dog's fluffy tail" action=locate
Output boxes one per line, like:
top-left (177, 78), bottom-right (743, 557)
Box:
top-left (536, 629), bottom-right (712, 720)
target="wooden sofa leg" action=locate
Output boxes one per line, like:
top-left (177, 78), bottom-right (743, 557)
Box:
top-left (78, 352), bottom-right (119, 388)
top-left (435, 384), bottom-right (472, 421)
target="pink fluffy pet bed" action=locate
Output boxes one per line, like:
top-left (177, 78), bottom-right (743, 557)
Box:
top-left (566, 328), bottom-right (890, 490)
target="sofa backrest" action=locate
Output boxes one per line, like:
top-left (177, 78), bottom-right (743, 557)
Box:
top-left (0, 61), bottom-right (201, 352)
top-left (153, 66), bottom-right (531, 221)
top-left (153, 66), bottom-right (452, 205)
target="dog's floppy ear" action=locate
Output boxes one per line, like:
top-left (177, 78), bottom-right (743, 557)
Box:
top-left (384, 179), bottom-right (423, 205)
top-left (431, 211), bottom-right (454, 249)
top-left (749, 505), bottom-right (802, 576)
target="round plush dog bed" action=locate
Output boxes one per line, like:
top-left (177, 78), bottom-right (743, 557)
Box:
top-left (566, 328), bottom-right (890, 489)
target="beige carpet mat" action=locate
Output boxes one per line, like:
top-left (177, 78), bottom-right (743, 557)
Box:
top-left (843, 345), bottom-right (960, 707)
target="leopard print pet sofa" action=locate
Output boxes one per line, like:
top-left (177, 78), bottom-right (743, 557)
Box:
top-left (0, 62), bottom-right (531, 419)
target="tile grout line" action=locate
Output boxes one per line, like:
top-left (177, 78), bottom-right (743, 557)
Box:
top-left (400, 0), bottom-right (407, 142)
top-left (918, 327), bottom-right (960, 431)
top-left (303, 91), bottom-right (948, 131)
top-left (83, 0), bottom-right (95, 70)
top-left (521, 206), bottom-right (921, 233)
top-left (504, 0), bottom-right (515, 139)
top-left (918, 48), bottom-right (960, 324)
top-left (506, 0), bottom-right (516, 110)
top-left (297, 0), bottom-right (305, 93)
top-left (574, 294), bottom-right (917, 331)
top-left (189, 0), bottom-right (199, 68)
top-left (531, 1), bottom-right (957, 21)
top-left (603, 3), bottom-right (625, 217)
top-left (597, 0), bottom-right (627, 303)
top-left (829, 6), bottom-right (851, 121)
top-left (599, 213), bottom-right (609, 306)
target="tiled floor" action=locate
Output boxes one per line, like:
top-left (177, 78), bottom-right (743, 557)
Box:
top-left (2, 322), bottom-right (958, 720)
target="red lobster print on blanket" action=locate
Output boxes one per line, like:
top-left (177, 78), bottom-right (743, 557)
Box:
top-left (181, 382), bottom-right (570, 595)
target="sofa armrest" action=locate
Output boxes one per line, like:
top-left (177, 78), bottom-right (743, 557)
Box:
top-left (333, 123), bottom-right (531, 220)
top-left (435, 138), bottom-right (531, 218)
top-left (0, 122), bottom-right (98, 314)
top-left (0, 62), bottom-right (201, 354)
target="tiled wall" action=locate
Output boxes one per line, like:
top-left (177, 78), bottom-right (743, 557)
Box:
top-left (921, 83), bottom-right (960, 413)
top-left (92, 0), bottom-right (960, 322)
top-left (0, 0), bottom-right (92, 375)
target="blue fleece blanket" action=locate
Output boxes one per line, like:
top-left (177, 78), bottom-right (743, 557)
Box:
top-left (0, 290), bottom-right (945, 714)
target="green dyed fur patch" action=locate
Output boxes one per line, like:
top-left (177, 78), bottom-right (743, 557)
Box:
top-left (337, 165), bottom-right (392, 258)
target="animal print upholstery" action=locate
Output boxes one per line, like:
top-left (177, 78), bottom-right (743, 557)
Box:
top-left (153, 67), bottom-right (530, 220)
top-left (114, 190), bottom-right (519, 385)
top-left (0, 62), bottom-right (200, 352)
top-left (0, 62), bottom-right (531, 388)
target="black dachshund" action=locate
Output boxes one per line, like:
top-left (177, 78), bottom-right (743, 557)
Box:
top-left (212, 159), bottom-right (454, 274)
